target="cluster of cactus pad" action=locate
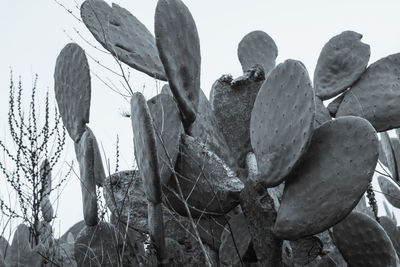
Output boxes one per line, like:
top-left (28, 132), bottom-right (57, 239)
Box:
top-left (4, 0), bottom-right (400, 266)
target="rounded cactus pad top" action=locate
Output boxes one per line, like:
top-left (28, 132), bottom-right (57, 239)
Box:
top-left (54, 43), bottom-right (91, 143)
top-left (333, 211), bottom-right (398, 267)
top-left (131, 92), bottom-right (162, 204)
top-left (238, 30), bottom-right (278, 74)
top-left (155, 0), bottom-right (201, 128)
top-left (250, 59), bottom-right (315, 187)
top-left (274, 116), bottom-right (378, 240)
top-left (314, 31), bottom-right (370, 100)
top-left (80, 0), bottom-right (167, 80)
top-left (336, 53), bottom-right (400, 132)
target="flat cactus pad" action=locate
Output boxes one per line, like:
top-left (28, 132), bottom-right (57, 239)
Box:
top-left (250, 59), bottom-right (315, 187)
top-left (274, 116), bottom-right (378, 240)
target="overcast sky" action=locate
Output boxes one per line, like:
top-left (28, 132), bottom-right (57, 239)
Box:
top-left (1, 0), bottom-right (400, 237)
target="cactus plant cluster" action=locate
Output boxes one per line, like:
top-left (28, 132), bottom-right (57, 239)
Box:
top-left (4, 0), bottom-right (400, 266)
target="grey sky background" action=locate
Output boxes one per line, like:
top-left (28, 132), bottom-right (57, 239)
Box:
top-left (1, 0), bottom-right (400, 237)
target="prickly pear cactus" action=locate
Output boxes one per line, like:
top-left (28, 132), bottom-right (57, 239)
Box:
top-left (44, 0), bottom-right (400, 265)
top-left (274, 116), bottom-right (378, 240)
top-left (81, 0), bottom-right (167, 80)
top-left (333, 211), bottom-right (398, 267)
top-left (250, 59), bottom-right (315, 187)
top-left (54, 43), bottom-right (91, 143)
top-left (314, 31), bottom-right (370, 100)
top-left (336, 53), bottom-right (400, 131)
top-left (155, 0), bottom-right (201, 127)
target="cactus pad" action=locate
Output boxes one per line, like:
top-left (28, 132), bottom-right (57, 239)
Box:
top-left (80, 0), bottom-right (167, 80)
top-left (210, 66), bottom-right (265, 167)
top-left (378, 175), bottom-right (400, 208)
top-left (147, 94), bottom-right (183, 185)
top-left (336, 53), bottom-right (400, 132)
top-left (189, 89), bottom-right (237, 169)
top-left (130, 92), bottom-right (162, 204)
top-left (314, 31), bottom-right (370, 100)
top-left (274, 116), bottom-right (378, 240)
top-left (219, 211), bottom-right (251, 266)
top-left (250, 59), bottom-right (315, 187)
top-left (237, 31), bottom-right (278, 73)
top-left (75, 129), bottom-right (98, 226)
top-left (74, 222), bottom-right (125, 267)
top-left (165, 134), bottom-right (243, 217)
top-left (379, 216), bottom-right (400, 253)
top-left (54, 43), bottom-right (90, 143)
top-left (333, 211), bottom-right (397, 267)
top-left (155, 0), bottom-right (201, 127)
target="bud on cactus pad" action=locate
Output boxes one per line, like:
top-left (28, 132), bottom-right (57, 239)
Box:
top-left (54, 43), bottom-right (91, 143)
top-left (274, 116), bottom-right (378, 240)
top-left (250, 59), bottom-right (315, 187)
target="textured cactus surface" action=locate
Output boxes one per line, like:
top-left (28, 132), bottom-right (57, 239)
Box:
top-left (336, 53), bottom-right (400, 132)
top-left (165, 134), bottom-right (243, 216)
top-left (378, 175), bottom-right (400, 208)
top-left (210, 67), bottom-right (265, 168)
top-left (250, 59), bottom-right (315, 187)
top-left (155, 0), bottom-right (201, 128)
top-left (314, 31), bottom-right (370, 100)
top-left (237, 30), bottom-right (277, 74)
top-left (54, 43), bottom-right (91, 142)
top-left (274, 116), bottom-right (378, 240)
top-left (81, 0), bottom-right (167, 80)
top-left (147, 93), bottom-right (184, 185)
top-left (189, 89), bottom-right (237, 169)
top-left (74, 128), bottom-right (98, 226)
top-left (333, 211), bottom-right (397, 267)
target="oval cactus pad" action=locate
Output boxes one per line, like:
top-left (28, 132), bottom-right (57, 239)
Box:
top-left (333, 211), bottom-right (397, 267)
top-left (54, 43), bottom-right (91, 143)
top-left (131, 92), bottom-right (162, 204)
top-left (238, 31), bottom-right (278, 74)
top-left (250, 59), bottom-right (315, 187)
top-left (274, 116), bottom-right (378, 240)
top-left (378, 175), bottom-right (400, 209)
top-left (155, 0), bottom-right (201, 127)
top-left (80, 0), bottom-right (166, 80)
top-left (314, 31), bottom-right (370, 100)
top-left (336, 53), bottom-right (400, 132)
top-left (147, 94), bottom-right (184, 185)
top-left (75, 129), bottom-right (98, 226)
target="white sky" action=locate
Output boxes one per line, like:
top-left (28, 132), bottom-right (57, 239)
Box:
top-left (1, 0), bottom-right (400, 238)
